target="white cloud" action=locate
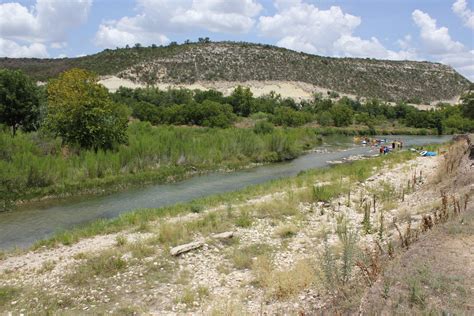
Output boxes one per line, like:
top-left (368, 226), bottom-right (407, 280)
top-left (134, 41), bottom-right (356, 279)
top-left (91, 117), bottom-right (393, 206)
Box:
top-left (258, 1), bottom-right (413, 60)
top-left (94, 0), bottom-right (262, 48)
top-left (411, 9), bottom-right (473, 80)
top-left (439, 51), bottom-right (474, 80)
top-left (0, 38), bottom-right (48, 58)
top-left (172, 0), bottom-right (262, 33)
top-left (452, 0), bottom-right (474, 29)
top-left (412, 9), bottom-right (464, 55)
top-left (95, 20), bottom-right (170, 48)
top-left (0, 0), bottom-right (91, 57)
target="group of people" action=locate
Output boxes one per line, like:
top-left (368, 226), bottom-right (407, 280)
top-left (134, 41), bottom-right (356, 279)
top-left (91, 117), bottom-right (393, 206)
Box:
top-left (379, 140), bottom-right (403, 155)
top-left (354, 137), bottom-right (404, 155)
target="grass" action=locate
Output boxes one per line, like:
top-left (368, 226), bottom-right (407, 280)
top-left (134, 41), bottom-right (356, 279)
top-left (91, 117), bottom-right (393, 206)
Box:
top-left (1, 122), bottom-right (322, 210)
top-left (177, 286), bottom-right (210, 307)
top-left (66, 249), bottom-right (127, 286)
top-left (143, 256), bottom-right (176, 283)
top-left (274, 223), bottom-right (298, 238)
top-left (230, 243), bottom-right (273, 269)
top-left (127, 240), bottom-right (155, 258)
top-left (252, 256), bottom-right (315, 299)
top-left (234, 209), bottom-right (253, 228)
top-left (115, 235), bottom-right (127, 247)
top-left (37, 260), bottom-right (56, 273)
top-left (28, 149), bottom-right (417, 251)
top-left (0, 286), bottom-right (19, 307)
top-left (312, 184), bottom-right (341, 202)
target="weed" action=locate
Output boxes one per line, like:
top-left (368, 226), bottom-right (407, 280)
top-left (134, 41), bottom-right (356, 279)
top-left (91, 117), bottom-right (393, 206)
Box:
top-left (115, 235), bottom-right (127, 247)
top-left (128, 241), bottom-right (155, 258)
top-left (408, 279), bottom-right (426, 308)
top-left (252, 256), bottom-right (315, 299)
top-left (0, 286), bottom-right (19, 307)
top-left (337, 219), bottom-right (359, 284)
top-left (145, 257), bottom-right (176, 283)
top-left (37, 260), bottom-right (56, 273)
top-left (177, 286), bottom-right (209, 307)
top-left (230, 243), bottom-right (273, 269)
top-left (378, 209), bottom-right (384, 240)
top-left (382, 278), bottom-right (391, 299)
top-left (235, 209), bottom-right (253, 228)
top-left (361, 202), bottom-right (372, 234)
top-left (274, 223), bottom-right (298, 238)
top-left (157, 222), bottom-right (191, 246)
top-left (190, 204), bottom-right (204, 213)
top-left (313, 184), bottom-right (339, 202)
top-left (356, 249), bottom-right (381, 286)
top-left (66, 250), bottom-right (127, 286)
top-left (209, 299), bottom-right (245, 316)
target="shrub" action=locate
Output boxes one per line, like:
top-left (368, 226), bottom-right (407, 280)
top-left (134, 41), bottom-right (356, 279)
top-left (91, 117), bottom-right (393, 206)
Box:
top-left (253, 120), bottom-right (274, 134)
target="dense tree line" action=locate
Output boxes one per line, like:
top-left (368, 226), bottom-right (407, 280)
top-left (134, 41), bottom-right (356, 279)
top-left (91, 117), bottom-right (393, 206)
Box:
top-left (1, 68), bottom-right (473, 151)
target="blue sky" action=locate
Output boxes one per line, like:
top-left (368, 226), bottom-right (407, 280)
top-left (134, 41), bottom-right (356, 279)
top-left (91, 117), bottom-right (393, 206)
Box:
top-left (1, 0), bottom-right (473, 79)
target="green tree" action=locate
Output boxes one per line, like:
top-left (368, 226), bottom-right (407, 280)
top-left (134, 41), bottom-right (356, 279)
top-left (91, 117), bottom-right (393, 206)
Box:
top-left (460, 89), bottom-right (474, 119)
top-left (46, 68), bottom-right (129, 150)
top-left (0, 69), bottom-right (40, 136)
top-left (230, 86), bottom-right (253, 116)
top-left (331, 104), bottom-right (353, 127)
top-left (317, 111), bottom-right (333, 126)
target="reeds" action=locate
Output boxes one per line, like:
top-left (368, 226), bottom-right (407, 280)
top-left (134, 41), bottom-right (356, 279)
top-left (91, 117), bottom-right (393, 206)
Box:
top-left (0, 122), bottom-right (321, 210)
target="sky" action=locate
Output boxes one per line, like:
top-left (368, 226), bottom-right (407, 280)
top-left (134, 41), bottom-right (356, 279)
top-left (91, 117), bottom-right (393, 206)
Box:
top-left (0, 0), bottom-right (473, 80)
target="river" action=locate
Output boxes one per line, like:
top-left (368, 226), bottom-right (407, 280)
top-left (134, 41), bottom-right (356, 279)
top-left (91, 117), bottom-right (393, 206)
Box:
top-left (0, 135), bottom-right (450, 250)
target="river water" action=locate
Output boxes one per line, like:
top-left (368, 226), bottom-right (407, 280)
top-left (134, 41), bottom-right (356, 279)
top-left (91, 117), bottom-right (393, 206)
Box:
top-left (0, 135), bottom-right (450, 250)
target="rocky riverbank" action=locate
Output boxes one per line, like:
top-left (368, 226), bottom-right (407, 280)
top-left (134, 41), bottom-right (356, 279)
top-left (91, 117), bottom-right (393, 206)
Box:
top-left (0, 137), bottom-right (472, 314)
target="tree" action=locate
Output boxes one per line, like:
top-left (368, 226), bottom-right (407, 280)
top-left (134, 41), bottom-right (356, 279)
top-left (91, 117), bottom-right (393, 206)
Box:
top-left (230, 86), bottom-right (253, 116)
top-left (0, 69), bottom-right (40, 136)
top-left (331, 104), bottom-right (353, 127)
top-left (460, 89), bottom-right (474, 119)
top-left (317, 111), bottom-right (333, 126)
top-left (46, 69), bottom-right (129, 150)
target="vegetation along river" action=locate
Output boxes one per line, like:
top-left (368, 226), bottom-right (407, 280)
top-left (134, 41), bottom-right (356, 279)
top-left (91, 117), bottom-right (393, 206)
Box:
top-left (0, 135), bottom-right (450, 250)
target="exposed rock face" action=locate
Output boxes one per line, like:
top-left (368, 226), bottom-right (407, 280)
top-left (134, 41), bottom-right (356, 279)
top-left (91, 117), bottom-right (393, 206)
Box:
top-left (0, 42), bottom-right (470, 102)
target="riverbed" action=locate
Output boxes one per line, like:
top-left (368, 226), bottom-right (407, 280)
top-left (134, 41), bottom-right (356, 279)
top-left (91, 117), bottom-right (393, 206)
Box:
top-left (0, 135), bottom-right (450, 250)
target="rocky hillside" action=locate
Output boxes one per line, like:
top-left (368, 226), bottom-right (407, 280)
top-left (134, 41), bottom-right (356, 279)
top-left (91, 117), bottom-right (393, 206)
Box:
top-left (0, 42), bottom-right (470, 102)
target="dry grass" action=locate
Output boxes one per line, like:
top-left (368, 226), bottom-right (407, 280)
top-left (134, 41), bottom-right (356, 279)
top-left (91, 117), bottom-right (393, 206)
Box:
top-left (209, 299), bottom-right (247, 316)
top-left (435, 139), bottom-right (469, 183)
top-left (274, 223), bottom-right (298, 238)
top-left (177, 286), bottom-right (209, 307)
top-left (252, 256), bottom-right (315, 299)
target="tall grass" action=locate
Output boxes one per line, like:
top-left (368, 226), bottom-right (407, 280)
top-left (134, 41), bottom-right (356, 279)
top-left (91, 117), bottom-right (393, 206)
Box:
top-left (0, 122), bottom-right (321, 209)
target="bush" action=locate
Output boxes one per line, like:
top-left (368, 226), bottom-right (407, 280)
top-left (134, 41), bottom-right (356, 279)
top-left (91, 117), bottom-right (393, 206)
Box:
top-left (271, 106), bottom-right (314, 127)
top-left (253, 120), bottom-right (274, 134)
top-left (331, 103), bottom-right (353, 127)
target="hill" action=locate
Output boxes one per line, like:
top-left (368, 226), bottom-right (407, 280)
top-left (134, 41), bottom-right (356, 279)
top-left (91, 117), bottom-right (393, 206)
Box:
top-left (0, 41), bottom-right (470, 103)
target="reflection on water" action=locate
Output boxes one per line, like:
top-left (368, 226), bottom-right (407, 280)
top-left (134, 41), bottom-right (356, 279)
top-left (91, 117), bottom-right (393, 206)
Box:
top-left (0, 135), bottom-right (450, 250)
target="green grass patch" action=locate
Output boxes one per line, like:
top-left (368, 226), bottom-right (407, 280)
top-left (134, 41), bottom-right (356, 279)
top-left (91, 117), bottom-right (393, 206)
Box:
top-left (66, 249), bottom-right (127, 286)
